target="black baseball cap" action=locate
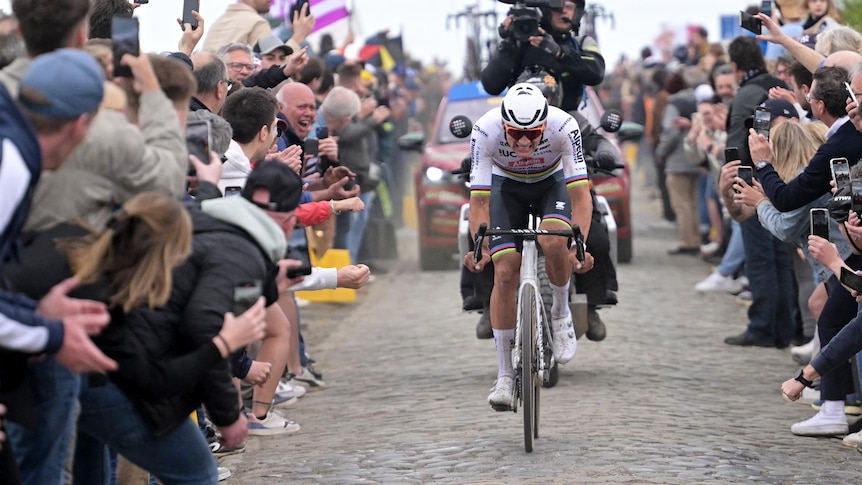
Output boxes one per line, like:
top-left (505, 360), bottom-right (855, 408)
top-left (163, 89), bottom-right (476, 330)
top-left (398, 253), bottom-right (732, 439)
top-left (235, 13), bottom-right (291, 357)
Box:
top-left (241, 160), bottom-right (303, 212)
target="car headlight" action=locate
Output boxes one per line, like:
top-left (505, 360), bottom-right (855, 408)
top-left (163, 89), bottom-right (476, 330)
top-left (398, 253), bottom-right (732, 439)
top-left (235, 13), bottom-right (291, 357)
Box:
top-left (425, 167), bottom-right (445, 183)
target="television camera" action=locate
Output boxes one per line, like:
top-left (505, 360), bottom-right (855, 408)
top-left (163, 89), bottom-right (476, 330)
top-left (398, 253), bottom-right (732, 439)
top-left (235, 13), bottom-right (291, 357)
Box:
top-left (497, 0), bottom-right (564, 42)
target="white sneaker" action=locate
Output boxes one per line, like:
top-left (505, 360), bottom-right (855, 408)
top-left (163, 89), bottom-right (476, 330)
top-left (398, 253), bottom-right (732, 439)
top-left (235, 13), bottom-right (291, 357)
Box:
top-left (247, 410), bottom-right (301, 436)
top-left (694, 271), bottom-right (743, 293)
top-left (791, 340), bottom-right (814, 365)
top-left (276, 379), bottom-right (306, 399)
top-left (488, 376), bottom-right (514, 411)
top-left (217, 467), bottom-right (231, 482)
top-left (790, 411), bottom-right (848, 436)
top-left (551, 314), bottom-right (577, 364)
top-left (289, 367), bottom-right (326, 391)
top-left (700, 241), bottom-right (721, 255)
top-left (843, 430), bottom-right (862, 448)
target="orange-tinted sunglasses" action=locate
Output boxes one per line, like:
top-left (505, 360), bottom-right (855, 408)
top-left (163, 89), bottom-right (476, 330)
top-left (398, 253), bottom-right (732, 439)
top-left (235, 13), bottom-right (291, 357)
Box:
top-left (504, 122), bottom-right (546, 142)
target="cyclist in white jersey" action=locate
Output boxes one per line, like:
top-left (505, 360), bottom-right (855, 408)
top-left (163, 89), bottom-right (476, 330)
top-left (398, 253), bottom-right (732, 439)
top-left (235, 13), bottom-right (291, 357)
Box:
top-left (466, 83), bottom-right (594, 411)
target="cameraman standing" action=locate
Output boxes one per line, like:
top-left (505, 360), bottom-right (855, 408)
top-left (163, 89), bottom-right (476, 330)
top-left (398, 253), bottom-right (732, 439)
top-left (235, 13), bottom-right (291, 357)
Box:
top-left (481, 0), bottom-right (604, 112)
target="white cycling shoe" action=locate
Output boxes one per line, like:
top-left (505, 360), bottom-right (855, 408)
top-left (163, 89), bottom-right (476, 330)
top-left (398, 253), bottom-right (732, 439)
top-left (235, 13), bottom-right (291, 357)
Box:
top-left (488, 376), bottom-right (515, 411)
top-left (551, 314), bottom-right (577, 364)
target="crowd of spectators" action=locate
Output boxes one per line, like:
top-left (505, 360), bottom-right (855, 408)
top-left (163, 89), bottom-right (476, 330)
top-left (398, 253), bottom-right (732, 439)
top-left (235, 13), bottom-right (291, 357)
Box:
top-left (606, 0), bottom-right (862, 453)
top-left (0, 0), bottom-right (446, 483)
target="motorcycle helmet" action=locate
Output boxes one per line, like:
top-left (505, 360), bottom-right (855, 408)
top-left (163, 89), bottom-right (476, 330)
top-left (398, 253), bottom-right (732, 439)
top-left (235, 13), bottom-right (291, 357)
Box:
top-left (501, 83), bottom-right (549, 130)
top-left (514, 68), bottom-right (564, 107)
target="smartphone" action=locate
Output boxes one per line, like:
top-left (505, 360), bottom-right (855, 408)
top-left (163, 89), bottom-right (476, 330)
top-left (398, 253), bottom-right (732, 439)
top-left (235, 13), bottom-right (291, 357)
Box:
top-left (810, 208), bottom-right (830, 241)
top-left (182, 0), bottom-right (200, 30)
top-left (753, 107), bottom-right (772, 140)
top-left (724, 147), bottom-right (740, 164)
top-left (233, 280), bottom-right (262, 316)
top-left (831, 157), bottom-right (851, 191)
top-left (845, 81), bottom-right (859, 106)
top-left (761, 0), bottom-right (772, 17)
top-left (224, 186), bottom-right (242, 197)
top-left (185, 119), bottom-right (211, 176)
top-left (287, 266), bottom-right (313, 278)
top-left (735, 166), bottom-right (753, 194)
top-left (291, 0), bottom-right (310, 19)
top-left (112, 16), bottom-right (139, 79)
top-left (840, 266), bottom-right (862, 293)
top-left (852, 180), bottom-right (862, 214)
top-left (317, 127), bottom-right (329, 139)
top-left (739, 10), bottom-right (762, 35)
top-left (304, 138), bottom-right (319, 157)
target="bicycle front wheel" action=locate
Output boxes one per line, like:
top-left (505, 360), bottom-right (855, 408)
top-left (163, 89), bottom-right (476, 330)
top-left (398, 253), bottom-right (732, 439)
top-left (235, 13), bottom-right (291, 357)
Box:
top-left (520, 284), bottom-right (537, 452)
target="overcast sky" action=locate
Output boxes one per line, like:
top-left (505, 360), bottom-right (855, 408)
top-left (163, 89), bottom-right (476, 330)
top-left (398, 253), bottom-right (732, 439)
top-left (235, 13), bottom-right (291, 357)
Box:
top-left (1, 0), bottom-right (769, 76)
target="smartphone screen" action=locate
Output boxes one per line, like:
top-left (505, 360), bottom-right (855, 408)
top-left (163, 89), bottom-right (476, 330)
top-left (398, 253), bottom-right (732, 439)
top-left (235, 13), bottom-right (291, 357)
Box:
top-left (810, 208), bottom-right (830, 240)
top-left (852, 180), bottom-right (862, 214)
top-left (112, 17), bottom-right (139, 78)
top-left (739, 11), bottom-right (762, 35)
top-left (182, 0), bottom-right (201, 30)
top-left (761, 0), bottom-right (772, 17)
top-left (840, 267), bottom-right (862, 292)
top-left (224, 186), bottom-right (242, 197)
top-left (831, 158), bottom-right (851, 191)
top-left (304, 138), bottom-right (319, 157)
top-left (233, 280), bottom-right (262, 316)
top-left (185, 120), bottom-right (211, 176)
top-left (724, 147), bottom-right (740, 164)
top-left (737, 167), bottom-right (753, 186)
top-left (753, 107), bottom-right (772, 140)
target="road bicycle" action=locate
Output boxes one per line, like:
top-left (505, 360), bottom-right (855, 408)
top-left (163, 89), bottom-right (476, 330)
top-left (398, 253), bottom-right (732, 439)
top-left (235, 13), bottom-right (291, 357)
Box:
top-left (473, 221), bottom-right (585, 452)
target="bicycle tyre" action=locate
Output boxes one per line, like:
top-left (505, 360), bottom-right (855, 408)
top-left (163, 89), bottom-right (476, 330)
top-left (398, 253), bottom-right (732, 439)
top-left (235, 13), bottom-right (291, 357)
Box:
top-left (520, 284), bottom-right (536, 452)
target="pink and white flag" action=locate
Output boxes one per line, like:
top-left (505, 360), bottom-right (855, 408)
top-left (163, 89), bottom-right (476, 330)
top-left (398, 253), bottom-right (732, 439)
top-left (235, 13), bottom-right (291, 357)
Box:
top-left (270, 0), bottom-right (350, 31)
top-left (308, 0), bottom-right (350, 32)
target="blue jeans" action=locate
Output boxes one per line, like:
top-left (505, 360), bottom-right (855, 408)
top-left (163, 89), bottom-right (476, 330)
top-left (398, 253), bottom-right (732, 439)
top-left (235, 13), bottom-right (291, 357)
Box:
top-left (740, 217), bottom-right (794, 346)
top-left (74, 376), bottom-right (218, 485)
top-left (5, 358), bottom-right (79, 485)
top-left (717, 220), bottom-right (745, 278)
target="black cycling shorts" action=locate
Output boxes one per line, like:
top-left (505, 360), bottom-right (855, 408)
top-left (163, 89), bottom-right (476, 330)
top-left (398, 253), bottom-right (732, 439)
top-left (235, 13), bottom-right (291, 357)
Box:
top-left (488, 171), bottom-right (572, 259)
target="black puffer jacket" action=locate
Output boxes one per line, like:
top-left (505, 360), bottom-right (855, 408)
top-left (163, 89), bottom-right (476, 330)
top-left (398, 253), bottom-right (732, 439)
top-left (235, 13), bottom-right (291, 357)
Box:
top-left (110, 205), bottom-right (279, 436)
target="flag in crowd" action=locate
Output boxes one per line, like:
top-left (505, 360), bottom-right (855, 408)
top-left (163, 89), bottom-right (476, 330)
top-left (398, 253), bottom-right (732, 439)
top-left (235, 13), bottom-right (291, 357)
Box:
top-left (268, 0), bottom-right (350, 32)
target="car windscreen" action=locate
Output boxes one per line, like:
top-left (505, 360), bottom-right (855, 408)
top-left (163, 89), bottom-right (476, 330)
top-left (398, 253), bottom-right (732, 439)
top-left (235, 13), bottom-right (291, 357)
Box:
top-left (436, 97), bottom-right (503, 145)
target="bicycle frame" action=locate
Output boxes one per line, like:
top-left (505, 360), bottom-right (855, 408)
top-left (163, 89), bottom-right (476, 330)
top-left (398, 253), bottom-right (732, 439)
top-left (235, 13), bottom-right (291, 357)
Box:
top-left (473, 221), bottom-right (583, 452)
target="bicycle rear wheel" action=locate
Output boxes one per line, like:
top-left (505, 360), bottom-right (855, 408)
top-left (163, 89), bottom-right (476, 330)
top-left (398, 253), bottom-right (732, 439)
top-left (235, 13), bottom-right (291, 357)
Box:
top-left (520, 284), bottom-right (537, 452)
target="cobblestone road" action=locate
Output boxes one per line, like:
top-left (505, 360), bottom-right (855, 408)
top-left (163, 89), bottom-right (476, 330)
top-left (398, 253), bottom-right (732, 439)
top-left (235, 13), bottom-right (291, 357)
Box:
top-left (222, 185), bottom-right (861, 484)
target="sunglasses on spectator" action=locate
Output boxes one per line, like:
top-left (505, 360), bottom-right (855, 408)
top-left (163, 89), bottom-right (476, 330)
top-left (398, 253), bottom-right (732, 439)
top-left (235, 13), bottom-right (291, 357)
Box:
top-left (504, 123), bottom-right (546, 142)
top-left (227, 62), bottom-right (255, 72)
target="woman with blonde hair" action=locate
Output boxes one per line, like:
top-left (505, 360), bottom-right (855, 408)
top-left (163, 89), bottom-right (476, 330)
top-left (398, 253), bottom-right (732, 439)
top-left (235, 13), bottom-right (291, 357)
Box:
top-left (803, 0), bottom-right (842, 36)
top-left (2, 192), bottom-right (266, 484)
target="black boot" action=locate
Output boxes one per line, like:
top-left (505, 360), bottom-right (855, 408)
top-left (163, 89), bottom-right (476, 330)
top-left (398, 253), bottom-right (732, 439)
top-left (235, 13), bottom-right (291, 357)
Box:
top-left (586, 307), bottom-right (607, 342)
top-left (476, 303), bottom-right (493, 339)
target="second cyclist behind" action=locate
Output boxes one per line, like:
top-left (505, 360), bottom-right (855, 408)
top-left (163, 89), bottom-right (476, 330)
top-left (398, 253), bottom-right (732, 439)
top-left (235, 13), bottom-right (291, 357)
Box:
top-left (465, 83), bottom-right (594, 412)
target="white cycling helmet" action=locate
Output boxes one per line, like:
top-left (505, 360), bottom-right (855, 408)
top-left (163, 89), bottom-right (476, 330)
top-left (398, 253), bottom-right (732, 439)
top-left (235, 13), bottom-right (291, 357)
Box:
top-left (500, 83), bottom-right (549, 130)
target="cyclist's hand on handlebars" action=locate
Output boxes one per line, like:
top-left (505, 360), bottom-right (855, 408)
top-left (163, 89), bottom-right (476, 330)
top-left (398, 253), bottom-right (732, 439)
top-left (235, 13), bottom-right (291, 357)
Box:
top-left (571, 251), bottom-right (594, 274)
top-left (465, 248), bottom-right (490, 273)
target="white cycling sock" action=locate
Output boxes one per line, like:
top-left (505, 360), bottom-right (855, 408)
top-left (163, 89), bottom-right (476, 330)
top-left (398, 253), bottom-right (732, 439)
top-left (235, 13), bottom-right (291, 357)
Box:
top-left (550, 281), bottom-right (571, 319)
top-left (493, 328), bottom-right (515, 379)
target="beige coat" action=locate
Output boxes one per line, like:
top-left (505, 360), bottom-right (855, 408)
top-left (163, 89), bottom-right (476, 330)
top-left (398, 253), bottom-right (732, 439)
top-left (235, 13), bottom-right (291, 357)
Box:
top-left (25, 90), bottom-right (187, 232)
top-left (202, 3), bottom-right (272, 52)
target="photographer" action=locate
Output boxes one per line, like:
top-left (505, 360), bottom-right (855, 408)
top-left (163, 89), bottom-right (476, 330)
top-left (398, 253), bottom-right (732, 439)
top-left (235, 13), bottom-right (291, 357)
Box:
top-left (481, 0), bottom-right (604, 112)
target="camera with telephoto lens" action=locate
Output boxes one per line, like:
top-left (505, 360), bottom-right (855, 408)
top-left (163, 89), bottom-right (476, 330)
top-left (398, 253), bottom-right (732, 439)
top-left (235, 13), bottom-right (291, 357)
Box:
top-left (497, 0), bottom-right (564, 42)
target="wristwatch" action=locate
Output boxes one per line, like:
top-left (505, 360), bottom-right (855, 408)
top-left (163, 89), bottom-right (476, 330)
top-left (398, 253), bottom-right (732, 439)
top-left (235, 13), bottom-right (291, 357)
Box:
top-left (794, 369), bottom-right (814, 388)
top-left (755, 159), bottom-right (770, 171)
